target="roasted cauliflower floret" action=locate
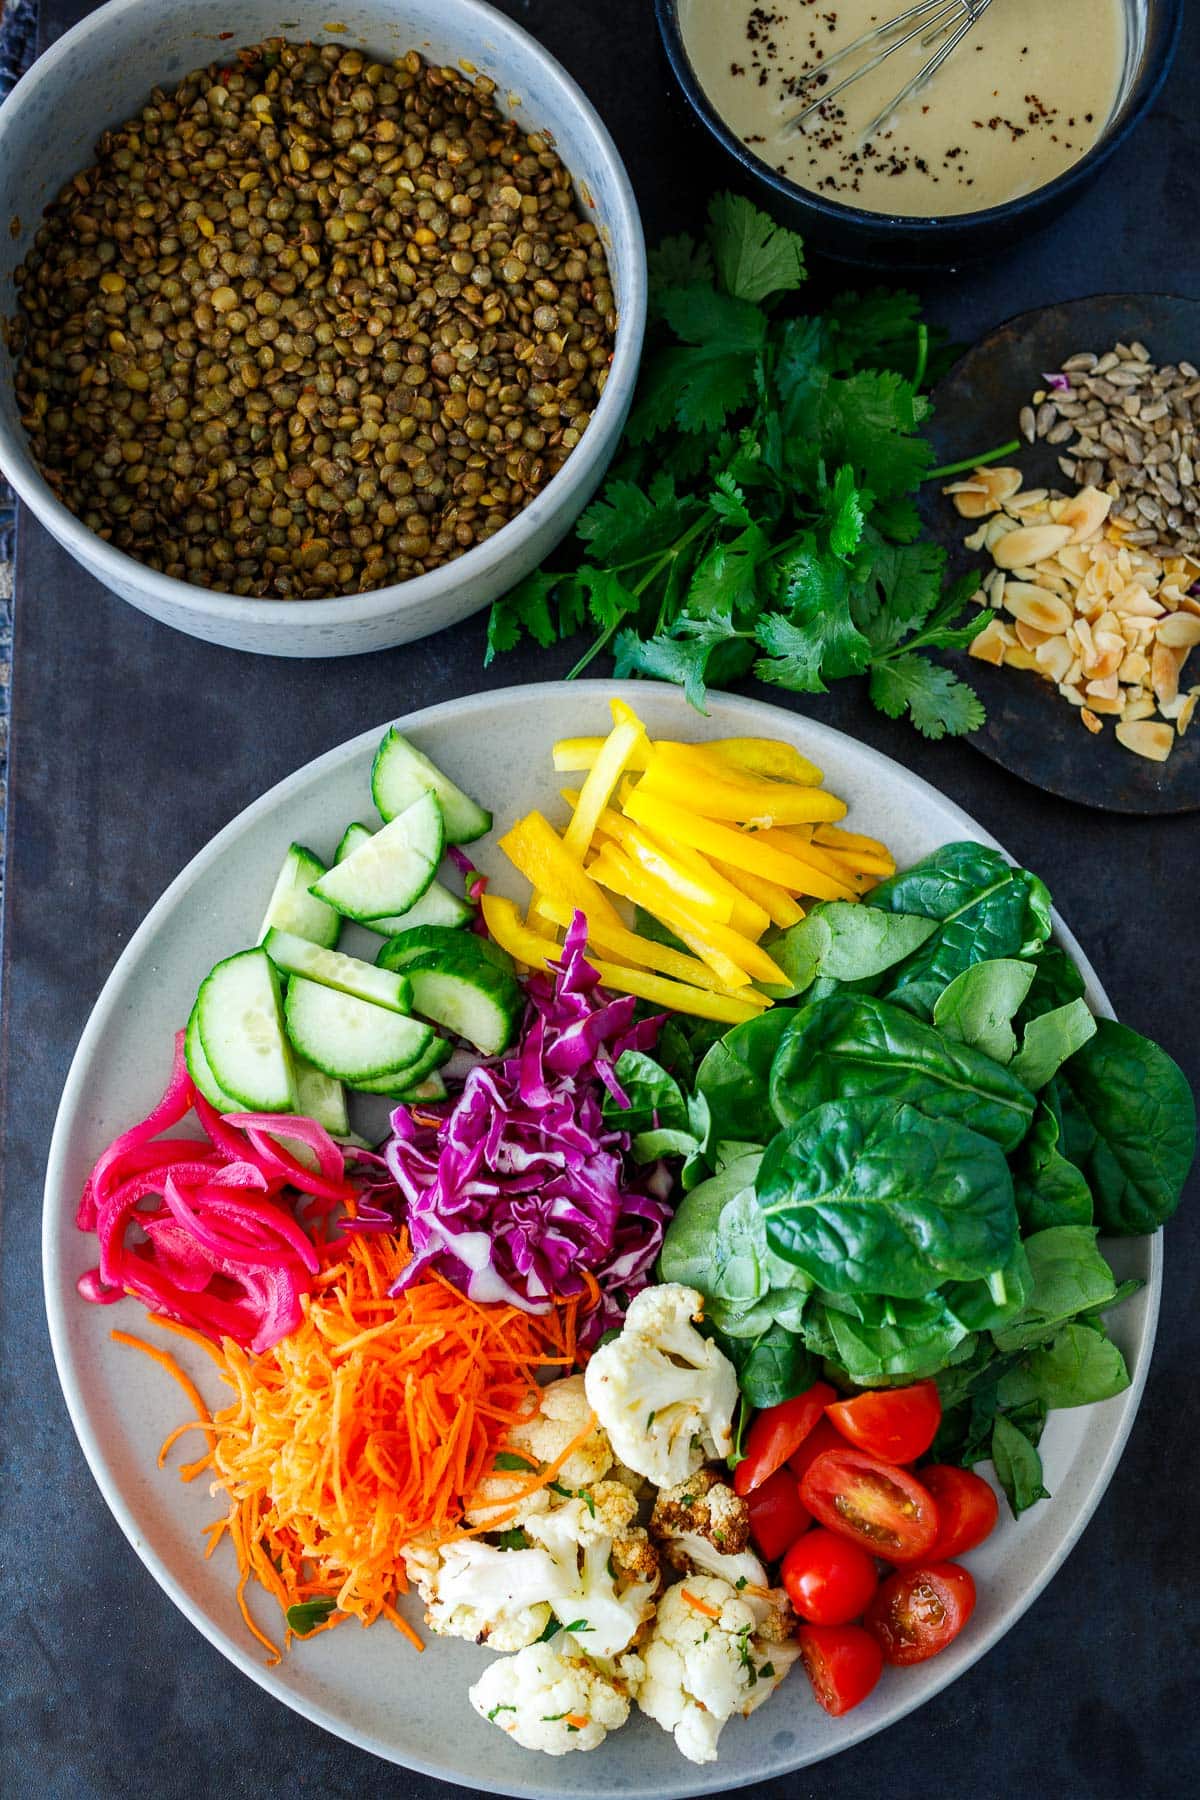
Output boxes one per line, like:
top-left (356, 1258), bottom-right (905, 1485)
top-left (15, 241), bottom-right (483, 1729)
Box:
top-left (652, 1466), bottom-right (750, 1555)
top-left (525, 1492), bottom-right (660, 1657)
top-left (469, 1641), bottom-right (633, 1755)
top-left (466, 1374), bottom-right (614, 1529)
top-left (402, 1537), bottom-right (571, 1652)
top-left (636, 1574), bottom-right (795, 1765)
top-left (650, 1468), bottom-right (793, 1640)
top-left (583, 1285), bottom-right (737, 1488)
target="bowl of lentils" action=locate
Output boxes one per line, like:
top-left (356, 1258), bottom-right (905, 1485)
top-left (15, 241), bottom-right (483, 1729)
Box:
top-left (0, 0), bottom-right (646, 656)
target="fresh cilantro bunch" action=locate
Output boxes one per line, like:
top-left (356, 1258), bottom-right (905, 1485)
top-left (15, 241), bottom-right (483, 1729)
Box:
top-left (486, 193), bottom-right (988, 739)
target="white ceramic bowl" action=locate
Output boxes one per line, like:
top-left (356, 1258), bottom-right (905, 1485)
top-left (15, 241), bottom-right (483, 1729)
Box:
top-left (43, 682), bottom-right (1159, 1796)
top-left (0, 0), bottom-right (646, 656)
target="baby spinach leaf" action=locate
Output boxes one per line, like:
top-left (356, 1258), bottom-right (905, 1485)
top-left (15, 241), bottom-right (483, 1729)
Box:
top-left (717, 1321), bottom-right (815, 1409)
top-left (990, 1413), bottom-right (1050, 1516)
top-left (696, 1008), bottom-right (793, 1152)
top-left (766, 902), bottom-right (938, 1001)
top-left (1054, 1019), bottom-right (1196, 1235)
top-left (1018, 944), bottom-right (1085, 1023)
top-left (996, 1322), bottom-right (1130, 1411)
top-left (1013, 1100), bottom-right (1094, 1232)
top-left (659, 1153), bottom-right (764, 1290)
top-left (806, 1293), bottom-right (975, 1383)
top-left (770, 993), bottom-right (1037, 1150)
top-left (707, 1284), bottom-right (811, 1339)
top-left (942, 1241), bottom-right (1033, 1332)
top-left (932, 958), bottom-right (1037, 1063)
top-left (757, 1098), bottom-right (1019, 1298)
top-left (605, 1050), bottom-right (691, 1137)
top-left (1009, 998), bottom-right (1097, 1092)
top-left (867, 843), bottom-right (1052, 1019)
top-left (991, 1226), bottom-right (1118, 1352)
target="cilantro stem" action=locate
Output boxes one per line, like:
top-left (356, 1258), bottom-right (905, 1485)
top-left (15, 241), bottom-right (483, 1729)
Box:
top-left (926, 440), bottom-right (1022, 481)
top-left (566, 514), bottom-right (711, 679)
top-left (913, 322), bottom-right (929, 391)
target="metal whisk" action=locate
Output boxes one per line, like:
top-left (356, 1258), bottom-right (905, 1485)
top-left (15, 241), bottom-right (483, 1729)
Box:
top-left (784, 0), bottom-right (997, 144)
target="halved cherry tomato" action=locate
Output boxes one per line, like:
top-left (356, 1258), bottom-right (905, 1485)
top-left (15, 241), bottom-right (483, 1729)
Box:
top-left (825, 1380), bottom-right (942, 1465)
top-left (800, 1449), bottom-right (939, 1562)
top-left (746, 1468), bottom-right (811, 1562)
top-left (796, 1623), bottom-right (884, 1716)
top-left (920, 1466), bottom-right (999, 1562)
top-left (734, 1383), bottom-right (836, 1496)
top-left (782, 1528), bottom-right (879, 1626)
top-left (787, 1414), bottom-right (844, 1485)
top-left (865, 1561), bottom-right (976, 1665)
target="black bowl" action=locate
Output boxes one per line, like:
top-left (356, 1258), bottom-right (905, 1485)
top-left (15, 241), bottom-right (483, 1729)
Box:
top-left (654, 0), bottom-right (1183, 271)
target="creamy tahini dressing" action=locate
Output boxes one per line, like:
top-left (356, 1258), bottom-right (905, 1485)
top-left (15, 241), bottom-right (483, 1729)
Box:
top-left (679, 0), bottom-right (1128, 217)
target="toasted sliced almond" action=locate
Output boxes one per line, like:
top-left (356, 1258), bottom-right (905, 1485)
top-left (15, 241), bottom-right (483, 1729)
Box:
top-left (1003, 586), bottom-right (1073, 634)
top-left (1112, 584), bottom-right (1165, 618)
top-left (1058, 681), bottom-right (1086, 707)
top-left (1177, 692), bottom-right (1198, 736)
top-left (992, 523), bottom-right (1073, 569)
top-left (1085, 673), bottom-right (1121, 701)
top-left (1118, 650), bottom-right (1151, 683)
top-left (1115, 720), bottom-right (1175, 762)
top-left (1035, 637), bottom-right (1074, 682)
top-left (1088, 631), bottom-right (1125, 680)
top-left (1156, 612), bottom-right (1200, 648)
top-left (1179, 596), bottom-right (1200, 619)
top-left (968, 617), bottom-right (1012, 667)
top-left (1086, 693), bottom-right (1125, 715)
top-left (1152, 642), bottom-right (1185, 706)
top-left (1080, 707), bottom-right (1103, 734)
top-left (1002, 646), bottom-right (1043, 672)
top-left (1074, 617), bottom-right (1097, 665)
top-left (1057, 485), bottom-right (1113, 543)
top-left (1014, 620), bottom-right (1051, 651)
top-left (1121, 693), bottom-right (1158, 722)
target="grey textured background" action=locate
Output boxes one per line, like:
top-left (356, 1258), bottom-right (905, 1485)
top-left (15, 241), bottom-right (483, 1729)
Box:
top-left (1, 3), bottom-right (1198, 1798)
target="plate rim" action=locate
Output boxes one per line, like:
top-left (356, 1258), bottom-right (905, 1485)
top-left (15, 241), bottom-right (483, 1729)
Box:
top-left (41, 679), bottom-right (1163, 1796)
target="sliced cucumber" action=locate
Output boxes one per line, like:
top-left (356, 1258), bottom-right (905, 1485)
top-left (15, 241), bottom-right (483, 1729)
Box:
top-left (258, 843), bottom-right (341, 949)
top-left (263, 928), bottom-right (413, 1015)
top-left (185, 1002), bottom-right (242, 1113)
top-left (310, 791), bottom-right (444, 923)
top-left (377, 924), bottom-right (514, 978)
top-left (349, 1034), bottom-right (453, 1097)
top-left (197, 948), bottom-right (297, 1113)
top-left (294, 1057), bottom-right (350, 1137)
top-left (402, 943), bottom-right (523, 1056)
top-left (371, 727), bottom-right (492, 845)
top-left (335, 823), bottom-right (473, 934)
top-left (284, 976), bottom-right (434, 1083)
top-left (396, 1070), bottom-right (448, 1102)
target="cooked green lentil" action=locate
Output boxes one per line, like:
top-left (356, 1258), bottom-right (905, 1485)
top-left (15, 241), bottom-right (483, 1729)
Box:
top-left (6, 39), bottom-right (617, 599)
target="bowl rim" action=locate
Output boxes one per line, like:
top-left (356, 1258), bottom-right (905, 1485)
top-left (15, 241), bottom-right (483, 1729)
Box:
top-left (653, 0), bottom-right (1184, 238)
top-left (0, 0), bottom-right (648, 628)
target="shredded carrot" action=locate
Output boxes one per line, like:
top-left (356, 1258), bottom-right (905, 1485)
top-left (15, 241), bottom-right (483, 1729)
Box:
top-left (565, 1714), bottom-right (590, 1729)
top-left (681, 1588), bottom-right (722, 1620)
top-left (579, 1268), bottom-right (602, 1312)
top-left (117, 1233), bottom-right (580, 1663)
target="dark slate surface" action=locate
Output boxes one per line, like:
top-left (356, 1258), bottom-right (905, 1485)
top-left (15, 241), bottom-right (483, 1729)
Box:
top-left (2, 2), bottom-right (1198, 1796)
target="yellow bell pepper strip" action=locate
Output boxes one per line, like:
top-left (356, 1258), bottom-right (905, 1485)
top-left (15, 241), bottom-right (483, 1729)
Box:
top-left (551, 735), bottom-right (651, 776)
top-left (748, 828), bottom-right (861, 897)
top-left (561, 699), bottom-right (647, 865)
top-left (481, 894), bottom-right (559, 971)
top-left (622, 826), bottom-right (771, 940)
top-left (708, 858), bottom-right (805, 929)
top-left (637, 753), bottom-right (847, 827)
top-left (699, 737), bottom-right (825, 786)
top-left (812, 822), bottom-right (894, 862)
top-left (481, 895), bottom-right (765, 1025)
top-left (584, 958), bottom-right (766, 1026)
top-left (497, 811), bottom-right (625, 933)
top-left (604, 816), bottom-right (737, 926)
top-left (532, 895), bottom-right (770, 1003)
top-left (622, 788), bottom-right (853, 895)
top-left (589, 847), bottom-right (788, 988)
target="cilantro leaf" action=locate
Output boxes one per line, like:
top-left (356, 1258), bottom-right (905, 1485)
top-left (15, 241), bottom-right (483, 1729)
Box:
top-left (484, 572), bottom-right (560, 663)
top-left (658, 284), bottom-right (768, 354)
top-left (688, 525), bottom-right (770, 618)
top-left (822, 370), bottom-right (935, 498)
top-left (761, 541), bottom-right (873, 688)
top-left (575, 478), bottom-right (693, 566)
top-left (493, 1450), bottom-right (539, 1472)
top-left (286, 1597), bottom-right (337, 1635)
top-left (708, 192), bottom-right (806, 304)
top-left (852, 538), bottom-right (948, 651)
top-left (629, 344), bottom-right (759, 440)
top-left (821, 465), bottom-right (869, 560)
top-left (869, 654), bottom-right (986, 740)
top-left (649, 230), bottom-right (713, 301)
top-left (614, 618), bottom-right (753, 710)
top-left (827, 289), bottom-right (924, 375)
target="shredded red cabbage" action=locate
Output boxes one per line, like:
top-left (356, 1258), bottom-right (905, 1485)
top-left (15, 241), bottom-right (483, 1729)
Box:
top-left (379, 912), bottom-right (672, 1342)
top-left (76, 1031), bottom-right (359, 1352)
top-left (1043, 371), bottom-right (1072, 394)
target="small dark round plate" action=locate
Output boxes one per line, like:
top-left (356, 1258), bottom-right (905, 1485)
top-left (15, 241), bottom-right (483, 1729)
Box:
top-left (923, 294), bottom-right (1200, 814)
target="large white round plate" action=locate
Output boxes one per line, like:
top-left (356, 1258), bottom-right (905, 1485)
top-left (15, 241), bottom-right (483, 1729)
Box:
top-left (43, 681), bottom-right (1159, 1797)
